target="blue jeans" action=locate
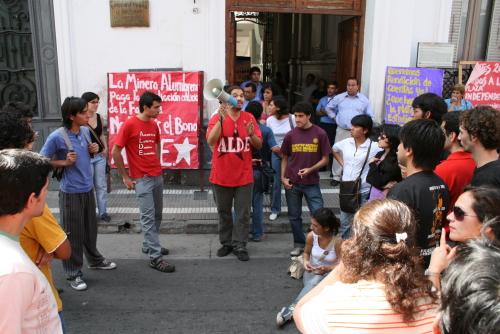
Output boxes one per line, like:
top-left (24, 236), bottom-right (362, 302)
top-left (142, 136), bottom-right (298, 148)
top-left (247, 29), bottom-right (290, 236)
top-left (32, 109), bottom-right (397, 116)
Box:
top-left (134, 175), bottom-right (163, 259)
top-left (90, 154), bottom-right (108, 217)
top-left (285, 183), bottom-right (324, 246)
top-left (252, 169), bottom-right (264, 239)
top-left (59, 311), bottom-right (66, 334)
top-left (271, 153), bottom-right (282, 214)
top-left (293, 271), bottom-right (327, 305)
top-left (340, 190), bottom-right (370, 239)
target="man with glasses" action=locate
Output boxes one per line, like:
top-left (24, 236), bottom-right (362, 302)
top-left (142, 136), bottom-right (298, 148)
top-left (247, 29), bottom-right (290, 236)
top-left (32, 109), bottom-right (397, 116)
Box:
top-left (388, 119), bottom-right (450, 267)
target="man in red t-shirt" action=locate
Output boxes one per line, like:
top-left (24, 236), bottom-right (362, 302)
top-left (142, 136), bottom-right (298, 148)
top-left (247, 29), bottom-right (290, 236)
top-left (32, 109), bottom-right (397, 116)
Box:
top-left (435, 111), bottom-right (475, 210)
top-left (207, 85), bottom-right (262, 261)
top-left (112, 91), bottom-right (174, 273)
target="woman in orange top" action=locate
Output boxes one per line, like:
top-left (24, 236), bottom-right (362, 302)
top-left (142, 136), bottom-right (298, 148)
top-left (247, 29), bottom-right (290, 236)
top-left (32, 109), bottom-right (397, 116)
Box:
top-left (294, 199), bottom-right (438, 333)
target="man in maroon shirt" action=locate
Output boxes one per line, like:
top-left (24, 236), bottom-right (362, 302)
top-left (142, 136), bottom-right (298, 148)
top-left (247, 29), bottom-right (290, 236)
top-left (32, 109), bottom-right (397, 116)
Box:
top-left (281, 102), bottom-right (330, 256)
top-left (112, 91), bottom-right (174, 273)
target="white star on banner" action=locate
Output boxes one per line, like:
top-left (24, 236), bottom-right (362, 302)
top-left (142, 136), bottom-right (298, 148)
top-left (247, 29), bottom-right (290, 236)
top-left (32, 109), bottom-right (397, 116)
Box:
top-left (174, 137), bottom-right (196, 165)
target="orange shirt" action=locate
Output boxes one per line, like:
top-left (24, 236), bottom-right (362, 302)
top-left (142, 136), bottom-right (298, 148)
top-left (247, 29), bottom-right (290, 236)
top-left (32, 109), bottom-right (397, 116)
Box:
top-left (299, 280), bottom-right (438, 334)
top-left (20, 204), bottom-right (67, 311)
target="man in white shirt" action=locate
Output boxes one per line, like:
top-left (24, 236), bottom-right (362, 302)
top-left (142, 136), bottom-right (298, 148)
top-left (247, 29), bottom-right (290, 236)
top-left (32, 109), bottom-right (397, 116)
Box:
top-left (0, 149), bottom-right (62, 333)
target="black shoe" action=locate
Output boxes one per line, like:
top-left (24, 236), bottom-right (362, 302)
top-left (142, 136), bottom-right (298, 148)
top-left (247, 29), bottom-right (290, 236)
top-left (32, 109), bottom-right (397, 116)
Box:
top-left (100, 213), bottom-right (111, 222)
top-left (216, 245), bottom-right (233, 257)
top-left (142, 247), bottom-right (169, 255)
top-left (330, 179), bottom-right (340, 187)
top-left (233, 248), bottom-right (250, 261)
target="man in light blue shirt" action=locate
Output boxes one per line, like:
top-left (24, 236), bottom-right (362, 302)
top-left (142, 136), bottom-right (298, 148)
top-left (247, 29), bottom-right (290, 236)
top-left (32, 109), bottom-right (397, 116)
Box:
top-left (240, 66), bottom-right (263, 100)
top-left (316, 81), bottom-right (338, 178)
top-left (325, 77), bottom-right (374, 183)
top-left (242, 82), bottom-right (261, 110)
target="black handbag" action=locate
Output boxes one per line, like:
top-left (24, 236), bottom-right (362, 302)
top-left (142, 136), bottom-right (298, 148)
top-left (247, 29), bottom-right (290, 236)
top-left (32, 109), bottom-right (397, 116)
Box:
top-left (339, 141), bottom-right (371, 214)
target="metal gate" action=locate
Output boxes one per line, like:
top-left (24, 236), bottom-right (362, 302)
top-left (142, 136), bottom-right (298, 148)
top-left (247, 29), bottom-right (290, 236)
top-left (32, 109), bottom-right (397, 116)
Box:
top-left (0, 0), bottom-right (61, 151)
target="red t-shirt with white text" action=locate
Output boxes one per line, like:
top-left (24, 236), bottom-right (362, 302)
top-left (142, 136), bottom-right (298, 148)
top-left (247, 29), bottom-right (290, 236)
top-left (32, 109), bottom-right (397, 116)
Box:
top-left (114, 116), bottom-right (162, 179)
top-left (207, 112), bottom-right (262, 187)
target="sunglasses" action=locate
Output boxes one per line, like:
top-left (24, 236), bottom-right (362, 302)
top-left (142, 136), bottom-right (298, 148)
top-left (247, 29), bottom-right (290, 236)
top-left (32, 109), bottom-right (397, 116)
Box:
top-left (378, 134), bottom-right (388, 140)
top-left (452, 206), bottom-right (478, 221)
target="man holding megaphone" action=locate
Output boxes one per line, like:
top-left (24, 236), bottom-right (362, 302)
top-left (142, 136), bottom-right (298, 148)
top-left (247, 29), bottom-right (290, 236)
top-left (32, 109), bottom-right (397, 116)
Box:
top-left (206, 84), bottom-right (262, 262)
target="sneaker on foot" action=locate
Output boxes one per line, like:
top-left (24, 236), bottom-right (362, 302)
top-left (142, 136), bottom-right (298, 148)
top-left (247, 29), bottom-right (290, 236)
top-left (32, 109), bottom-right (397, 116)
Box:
top-left (290, 247), bottom-right (304, 257)
top-left (69, 277), bottom-right (87, 291)
top-left (276, 305), bottom-right (294, 327)
top-left (269, 212), bottom-right (279, 221)
top-left (149, 258), bottom-right (175, 273)
top-left (100, 213), bottom-right (111, 222)
top-left (233, 248), bottom-right (250, 261)
top-left (88, 259), bottom-right (117, 270)
top-left (216, 245), bottom-right (233, 257)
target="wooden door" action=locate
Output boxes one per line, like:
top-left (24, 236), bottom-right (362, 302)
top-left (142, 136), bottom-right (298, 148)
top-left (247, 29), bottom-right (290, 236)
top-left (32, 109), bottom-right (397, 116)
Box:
top-left (336, 16), bottom-right (360, 92)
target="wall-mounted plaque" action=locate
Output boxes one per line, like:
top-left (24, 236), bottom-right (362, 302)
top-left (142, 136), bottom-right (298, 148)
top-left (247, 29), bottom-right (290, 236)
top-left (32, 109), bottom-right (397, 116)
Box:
top-left (417, 43), bottom-right (455, 68)
top-left (110, 0), bottom-right (149, 27)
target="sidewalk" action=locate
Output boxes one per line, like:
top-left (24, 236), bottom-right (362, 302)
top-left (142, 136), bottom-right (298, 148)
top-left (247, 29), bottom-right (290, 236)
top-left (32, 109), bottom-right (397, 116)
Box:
top-left (46, 172), bottom-right (340, 234)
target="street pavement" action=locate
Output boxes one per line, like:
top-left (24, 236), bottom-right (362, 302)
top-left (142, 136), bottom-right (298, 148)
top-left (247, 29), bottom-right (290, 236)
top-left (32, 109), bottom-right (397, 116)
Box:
top-left (53, 234), bottom-right (304, 333)
top-left (49, 171), bottom-right (340, 332)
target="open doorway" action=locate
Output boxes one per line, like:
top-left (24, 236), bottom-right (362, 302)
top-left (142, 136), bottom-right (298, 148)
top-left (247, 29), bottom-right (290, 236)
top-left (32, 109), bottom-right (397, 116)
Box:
top-left (227, 2), bottom-right (365, 107)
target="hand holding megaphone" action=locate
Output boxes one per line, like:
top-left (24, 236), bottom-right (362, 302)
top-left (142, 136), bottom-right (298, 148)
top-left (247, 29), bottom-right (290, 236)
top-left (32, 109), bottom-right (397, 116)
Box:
top-left (203, 79), bottom-right (238, 107)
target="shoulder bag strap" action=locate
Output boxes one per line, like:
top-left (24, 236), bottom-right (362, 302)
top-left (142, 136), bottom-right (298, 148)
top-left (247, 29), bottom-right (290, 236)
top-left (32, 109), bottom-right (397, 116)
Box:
top-left (288, 115), bottom-right (294, 129)
top-left (355, 140), bottom-right (372, 181)
top-left (58, 127), bottom-right (74, 151)
top-left (87, 125), bottom-right (104, 148)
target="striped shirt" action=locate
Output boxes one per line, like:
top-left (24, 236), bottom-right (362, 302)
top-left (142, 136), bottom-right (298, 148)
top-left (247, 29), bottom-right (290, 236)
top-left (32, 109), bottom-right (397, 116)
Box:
top-left (299, 280), bottom-right (437, 333)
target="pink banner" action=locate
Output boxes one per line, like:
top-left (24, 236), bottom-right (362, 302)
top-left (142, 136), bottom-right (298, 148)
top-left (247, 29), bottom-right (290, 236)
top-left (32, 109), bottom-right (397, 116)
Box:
top-left (108, 71), bottom-right (202, 169)
top-left (465, 62), bottom-right (500, 110)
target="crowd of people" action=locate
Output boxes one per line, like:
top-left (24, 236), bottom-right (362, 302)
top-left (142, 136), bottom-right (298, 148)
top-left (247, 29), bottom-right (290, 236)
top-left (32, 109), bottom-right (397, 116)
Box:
top-left (0, 65), bottom-right (498, 333)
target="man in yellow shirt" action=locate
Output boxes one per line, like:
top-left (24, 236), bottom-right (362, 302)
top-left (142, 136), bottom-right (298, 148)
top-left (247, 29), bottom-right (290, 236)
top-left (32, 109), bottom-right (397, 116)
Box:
top-left (0, 104), bottom-right (71, 332)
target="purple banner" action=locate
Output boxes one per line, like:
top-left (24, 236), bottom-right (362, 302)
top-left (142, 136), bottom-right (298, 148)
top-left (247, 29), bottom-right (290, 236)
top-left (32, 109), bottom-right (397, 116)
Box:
top-left (384, 67), bottom-right (444, 125)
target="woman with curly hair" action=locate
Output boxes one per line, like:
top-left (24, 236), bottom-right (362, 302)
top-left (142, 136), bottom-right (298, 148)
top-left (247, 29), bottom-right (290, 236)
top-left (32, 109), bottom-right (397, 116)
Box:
top-left (294, 199), bottom-right (438, 333)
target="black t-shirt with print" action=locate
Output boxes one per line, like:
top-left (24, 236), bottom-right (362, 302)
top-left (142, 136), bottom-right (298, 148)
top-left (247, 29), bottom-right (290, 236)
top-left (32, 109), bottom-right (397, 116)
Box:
top-left (388, 171), bottom-right (450, 267)
top-left (470, 159), bottom-right (500, 188)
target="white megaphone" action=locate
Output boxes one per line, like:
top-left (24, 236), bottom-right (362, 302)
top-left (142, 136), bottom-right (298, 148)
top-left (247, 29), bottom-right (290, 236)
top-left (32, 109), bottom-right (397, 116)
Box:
top-left (203, 78), bottom-right (238, 107)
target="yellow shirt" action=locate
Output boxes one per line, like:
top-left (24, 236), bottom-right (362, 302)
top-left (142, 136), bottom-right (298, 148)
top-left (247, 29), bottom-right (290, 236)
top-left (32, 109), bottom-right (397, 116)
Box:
top-left (20, 204), bottom-right (67, 311)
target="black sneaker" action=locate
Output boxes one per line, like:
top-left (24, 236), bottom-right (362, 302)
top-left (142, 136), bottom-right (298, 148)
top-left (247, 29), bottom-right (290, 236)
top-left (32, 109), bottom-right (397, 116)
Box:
top-left (216, 245), bottom-right (233, 257)
top-left (142, 247), bottom-right (169, 256)
top-left (100, 213), bottom-right (111, 222)
top-left (88, 259), bottom-right (117, 270)
top-left (149, 258), bottom-right (175, 273)
top-left (233, 248), bottom-right (249, 261)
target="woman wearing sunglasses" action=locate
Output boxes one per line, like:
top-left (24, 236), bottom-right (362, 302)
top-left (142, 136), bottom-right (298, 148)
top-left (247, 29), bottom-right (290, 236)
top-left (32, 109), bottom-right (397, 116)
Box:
top-left (366, 124), bottom-right (402, 200)
top-left (428, 186), bottom-right (500, 289)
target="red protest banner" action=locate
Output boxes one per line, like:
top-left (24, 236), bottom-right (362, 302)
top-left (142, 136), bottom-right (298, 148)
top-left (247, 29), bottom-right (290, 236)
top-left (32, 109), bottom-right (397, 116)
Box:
top-left (108, 71), bottom-right (202, 169)
top-left (464, 62), bottom-right (500, 109)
